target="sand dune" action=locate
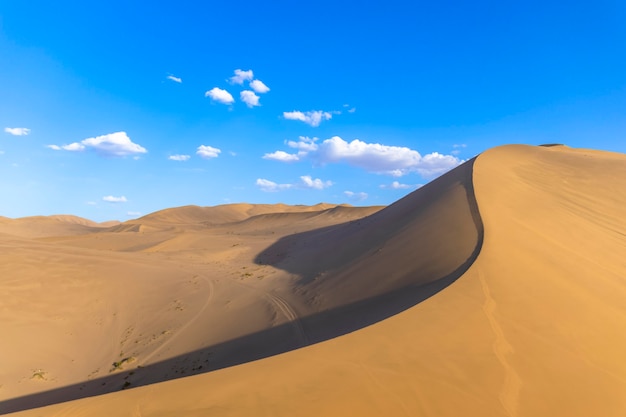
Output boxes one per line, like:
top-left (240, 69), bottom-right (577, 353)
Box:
top-left (2, 144), bottom-right (626, 416)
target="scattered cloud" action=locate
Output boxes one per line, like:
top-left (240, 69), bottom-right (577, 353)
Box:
top-left (262, 150), bottom-right (300, 162)
top-left (102, 195), bottom-right (127, 203)
top-left (348, 107), bottom-right (356, 113)
top-left (380, 181), bottom-right (420, 189)
top-left (315, 136), bottom-right (461, 177)
top-left (256, 175), bottom-right (332, 192)
top-left (300, 175), bottom-right (332, 190)
top-left (256, 178), bottom-right (292, 192)
top-left (286, 136), bottom-right (319, 152)
top-left (166, 75), bottom-right (182, 83)
top-left (127, 211), bottom-right (142, 216)
top-left (196, 145), bottom-right (221, 159)
top-left (344, 191), bottom-right (368, 201)
top-left (205, 87), bottom-right (235, 105)
top-left (48, 132), bottom-right (147, 157)
top-left (4, 127), bottom-right (30, 136)
top-left (168, 154), bottom-right (190, 161)
top-left (229, 69), bottom-right (254, 85)
top-left (451, 143), bottom-right (467, 156)
top-left (264, 136), bottom-right (461, 178)
top-left (283, 110), bottom-right (333, 127)
top-left (86, 201), bottom-right (97, 206)
top-left (240, 90), bottom-right (261, 108)
top-left (250, 79), bottom-right (270, 93)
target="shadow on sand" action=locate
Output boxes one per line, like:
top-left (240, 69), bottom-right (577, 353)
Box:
top-left (1, 159), bottom-right (483, 415)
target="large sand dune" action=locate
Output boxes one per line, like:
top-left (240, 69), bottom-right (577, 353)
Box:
top-left (2, 144), bottom-right (625, 416)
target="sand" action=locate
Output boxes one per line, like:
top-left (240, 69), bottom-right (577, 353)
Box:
top-left (1, 144), bottom-right (625, 416)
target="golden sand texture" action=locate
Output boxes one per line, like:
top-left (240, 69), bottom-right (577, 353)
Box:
top-left (2, 144), bottom-right (626, 416)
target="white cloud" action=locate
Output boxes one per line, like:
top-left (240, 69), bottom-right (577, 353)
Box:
top-left (256, 178), bottom-right (293, 192)
top-left (300, 175), bottom-right (332, 190)
top-left (264, 136), bottom-right (461, 178)
top-left (240, 90), bottom-right (260, 108)
top-left (166, 75), bottom-right (182, 83)
top-left (102, 195), bottom-right (127, 203)
top-left (451, 144), bottom-right (467, 156)
top-left (250, 79), bottom-right (270, 93)
top-left (283, 110), bottom-right (333, 127)
top-left (256, 176), bottom-right (332, 192)
top-left (205, 87), bottom-right (235, 104)
top-left (197, 145), bottom-right (221, 159)
top-left (127, 211), bottom-right (142, 216)
top-left (168, 154), bottom-right (190, 161)
top-left (286, 136), bottom-right (319, 152)
top-left (263, 150), bottom-right (299, 162)
top-left (344, 191), bottom-right (368, 201)
top-left (229, 69), bottom-right (254, 85)
top-left (348, 107), bottom-right (356, 113)
top-left (380, 181), bottom-right (414, 189)
top-left (315, 136), bottom-right (461, 177)
top-left (4, 127), bottom-right (30, 136)
top-left (86, 201), bottom-right (97, 206)
top-left (49, 132), bottom-right (146, 157)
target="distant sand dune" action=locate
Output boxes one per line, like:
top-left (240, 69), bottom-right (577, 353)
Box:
top-left (2, 144), bottom-right (626, 417)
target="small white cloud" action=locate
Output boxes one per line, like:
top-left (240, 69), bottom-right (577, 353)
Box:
top-left (380, 181), bottom-right (413, 189)
top-left (256, 178), bottom-right (292, 192)
top-left (168, 154), bottom-right (190, 161)
top-left (256, 176), bottom-right (332, 192)
top-left (344, 191), bottom-right (368, 201)
top-left (49, 132), bottom-right (146, 157)
top-left (62, 142), bottom-right (86, 151)
top-left (299, 175), bottom-right (332, 190)
top-left (205, 87), bottom-right (235, 105)
top-left (86, 201), bottom-right (97, 206)
top-left (286, 136), bottom-right (319, 152)
top-left (263, 150), bottom-right (299, 162)
top-left (283, 110), bottom-right (333, 127)
top-left (167, 75), bottom-right (182, 83)
top-left (240, 90), bottom-right (260, 108)
top-left (127, 211), bottom-right (142, 217)
top-left (250, 79), bottom-right (270, 93)
top-left (451, 144), bottom-right (467, 156)
top-left (197, 145), bottom-right (221, 159)
top-left (229, 151), bottom-right (237, 156)
top-left (102, 195), bottom-right (127, 203)
top-left (4, 127), bottom-right (30, 136)
top-left (229, 69), bottom-right (254, 85)
top-left (348, 107), bottom-right (356, 113)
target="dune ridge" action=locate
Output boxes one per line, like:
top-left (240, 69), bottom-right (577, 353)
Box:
top-left (2, 144), bottom-right (626, 416)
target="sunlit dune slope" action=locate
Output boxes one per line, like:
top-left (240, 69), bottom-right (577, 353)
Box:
top-left (5, 144), bottom-right (626, 417)
top-left (0, 215), bottom-right (116, 238)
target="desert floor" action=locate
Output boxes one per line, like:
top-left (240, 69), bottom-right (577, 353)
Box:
top-left (1, 144), bottom-right (625, 416)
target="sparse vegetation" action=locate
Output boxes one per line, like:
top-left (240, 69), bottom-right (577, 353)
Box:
top-left (30, 369), bottom-right (47, 381)
top-left (110, 356), bottom-right (136, 372)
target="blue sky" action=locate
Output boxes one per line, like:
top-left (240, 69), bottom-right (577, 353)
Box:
top-left (1, 1), bottom-right (625, 221)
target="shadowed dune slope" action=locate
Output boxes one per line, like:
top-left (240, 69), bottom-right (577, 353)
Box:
top-left (256, 156), bottom-right (482, 313)
top-left (6, 144), bottom-right (626, 417)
